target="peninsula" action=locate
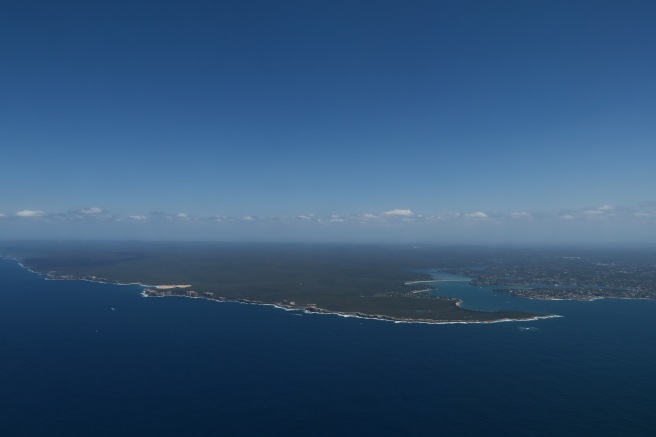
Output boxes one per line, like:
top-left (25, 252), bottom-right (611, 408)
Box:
top-left (0, 241), bottom-right (552, 324)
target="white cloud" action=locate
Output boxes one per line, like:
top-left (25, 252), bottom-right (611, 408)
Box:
top-left (0, 213), bottom-right (5, 218)
top-left (557, 205), bottom-right (623, 221)
top-left (242, 215), bottom-right (255, 221)
top-left (15, 210), bottom-right (44, 218)
top-left (325, 214), bottom-right (346, 223)
top-left (465, 211), bottom-right (488, 219)
top-left (128, 215), bottom-right (147, 221)
top-left (383, 209), bottom-right (414, 217)
top-left (80, 207), bottom-right (103, 215)
top-left (298, 215), bottom-right (313, 220)
top-left (580, 205), bottom-right (616, 217)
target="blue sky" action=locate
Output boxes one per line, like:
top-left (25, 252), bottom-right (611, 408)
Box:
top-left (1, 1), bottom-right (655, 243)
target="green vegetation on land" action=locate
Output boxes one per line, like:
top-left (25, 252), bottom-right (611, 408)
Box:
top-left (1, 241), bottom-right (548, 323)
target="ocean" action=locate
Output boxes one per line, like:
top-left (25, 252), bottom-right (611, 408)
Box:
top-left (1, 258), bottom-right (655, 436)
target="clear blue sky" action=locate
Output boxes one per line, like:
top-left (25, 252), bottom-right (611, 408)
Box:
top-left (1, 0), bottom-right (655, 242)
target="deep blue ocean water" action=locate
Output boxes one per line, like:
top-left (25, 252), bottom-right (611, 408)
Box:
top-left (1, 258), bottom-right (655, 436)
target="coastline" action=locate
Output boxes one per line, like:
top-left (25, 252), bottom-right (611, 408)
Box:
top-left (140, 287), bottom-right (562, 325)
top-left (9, 257), bottom-right (560, 326)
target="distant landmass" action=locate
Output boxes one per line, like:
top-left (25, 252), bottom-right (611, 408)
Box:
top-left (4, 242), bottom-right (652, 323)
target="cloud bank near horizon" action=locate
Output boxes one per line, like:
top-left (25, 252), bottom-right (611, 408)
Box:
top-left (2, 204), bottom-right (656, 225)
top-left (1, 203), bottom-right (655, 243)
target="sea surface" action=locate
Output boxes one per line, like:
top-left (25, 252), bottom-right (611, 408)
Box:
top-left (1, 258), bottom-right (655, 436)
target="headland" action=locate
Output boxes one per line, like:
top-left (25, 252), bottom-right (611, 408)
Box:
top-left (0, 241), bottom-right (554, 324)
